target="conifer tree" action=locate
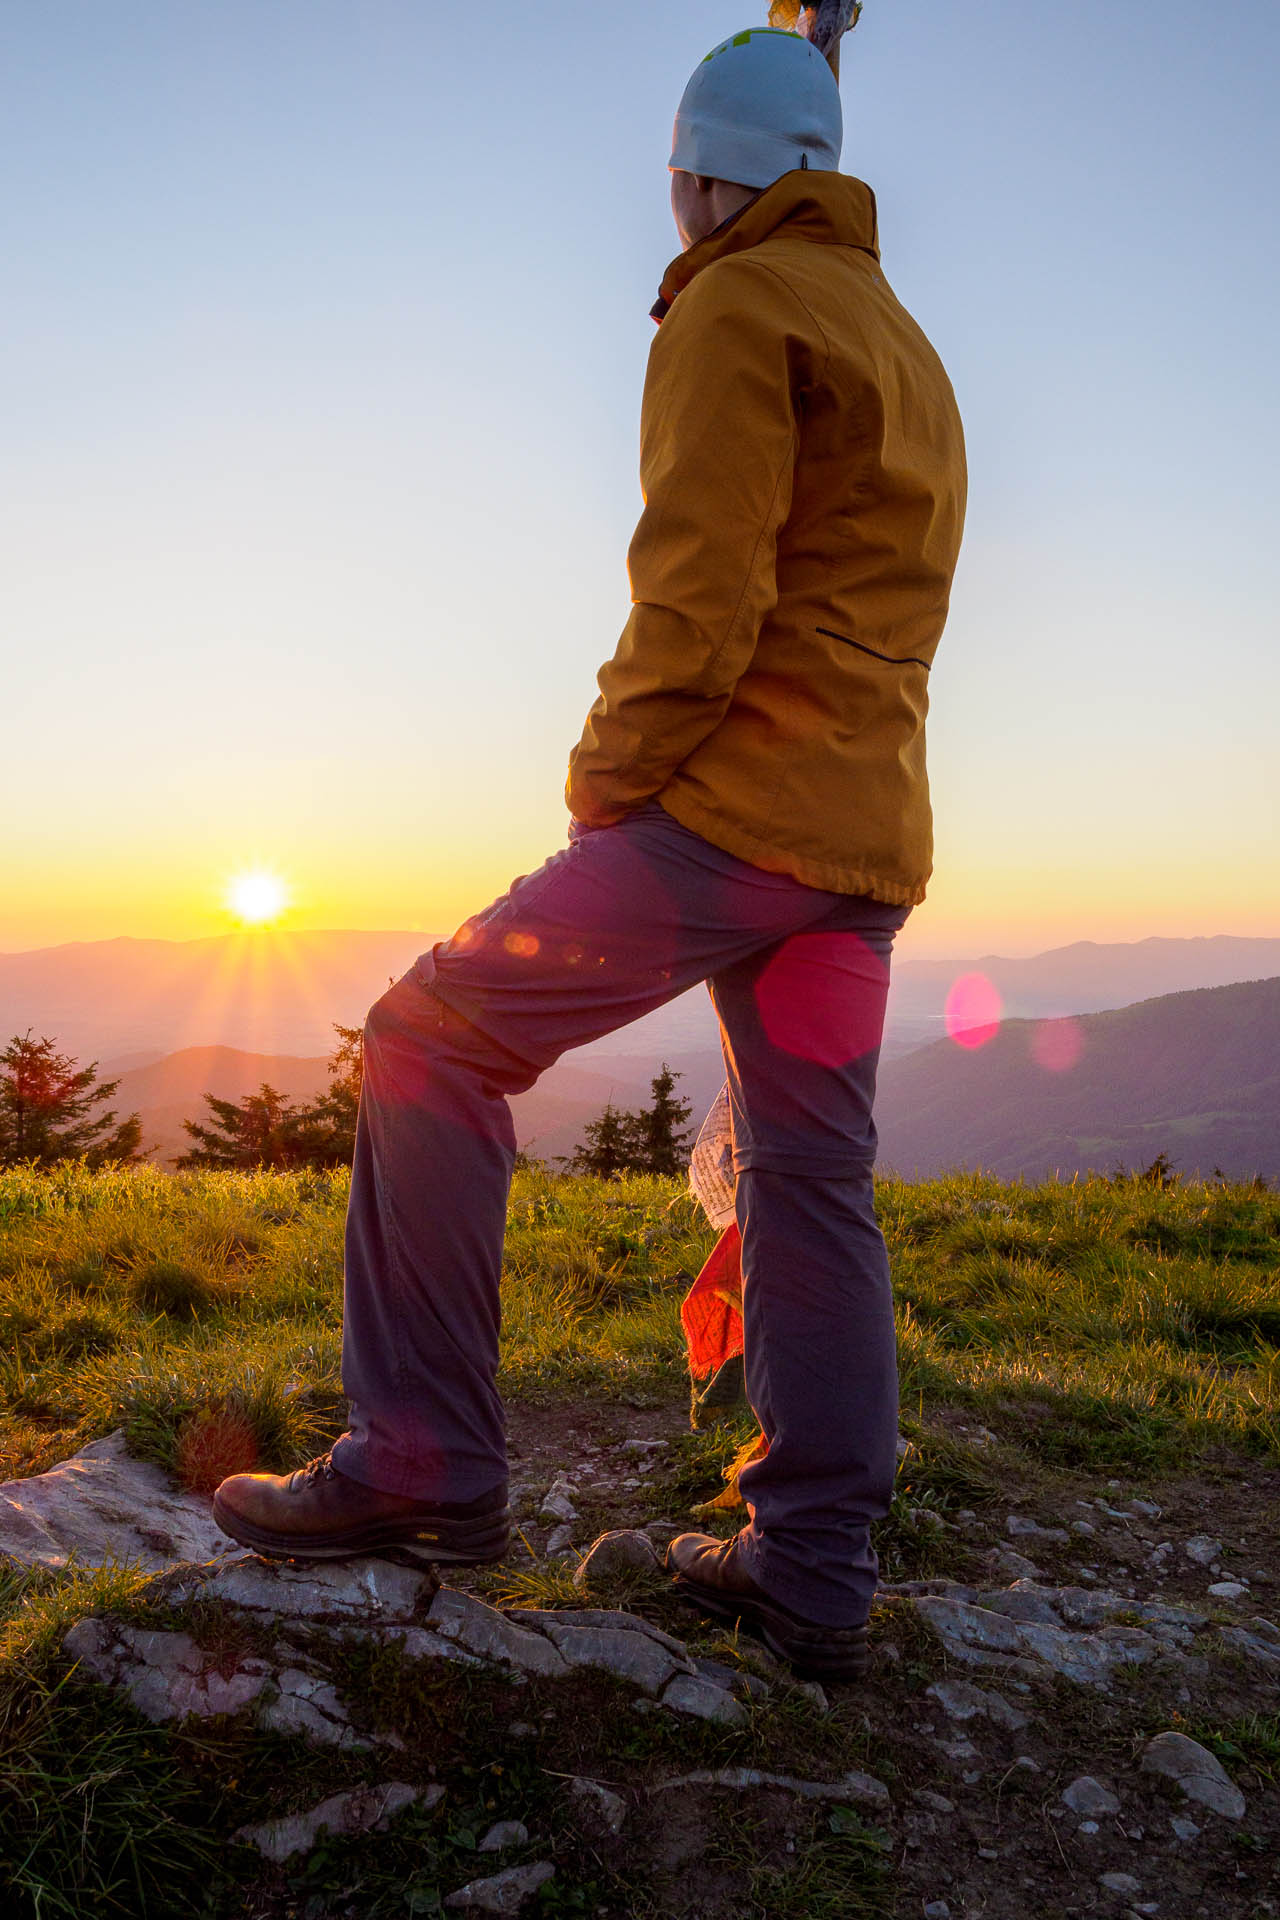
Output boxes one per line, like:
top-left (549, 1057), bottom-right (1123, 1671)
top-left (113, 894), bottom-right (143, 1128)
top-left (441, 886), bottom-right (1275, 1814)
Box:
top-left (292, 1023), bottom-right (363, 1167)
top-left (567, 1100), bottom-right (635, 1178)
top-left (177, 1084), bottom-right (305, 1170)
top-left (567, 1065), bottom-right (693, 1177)
top-left (627, 1062), bottom-right (694, 1176)
top-left (0, 1033), bottom-right (143, 1167)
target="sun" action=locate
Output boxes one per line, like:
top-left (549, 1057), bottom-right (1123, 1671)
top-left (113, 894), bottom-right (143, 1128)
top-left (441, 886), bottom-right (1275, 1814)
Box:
top-left (227, 871), bottom-right (288, 926)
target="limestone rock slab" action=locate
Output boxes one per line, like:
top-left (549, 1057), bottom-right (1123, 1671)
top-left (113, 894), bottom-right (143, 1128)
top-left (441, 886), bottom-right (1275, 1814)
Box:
top-left (428, 1590), bottom-right (569, 1678)
top-left (445, 1861), bottom-right (556, 1911)
top-left (1, 1432), bottom-right (231, 1572)
top-left (183, 1553), bottom-right (431, 1625)
top-left (236, 1781), bottom-right (436, 1862)
top-left (64, 1616), bottom-right (268, 1723)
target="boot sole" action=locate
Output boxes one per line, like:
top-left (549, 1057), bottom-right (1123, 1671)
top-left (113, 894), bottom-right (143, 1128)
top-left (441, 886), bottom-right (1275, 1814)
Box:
top-left (670, 1573), bottom-right (869, 1683)
top-left (211, 1495), bottom-right (511, 1568)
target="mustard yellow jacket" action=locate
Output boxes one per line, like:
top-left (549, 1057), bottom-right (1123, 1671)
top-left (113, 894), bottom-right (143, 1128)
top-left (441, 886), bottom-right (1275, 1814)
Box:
top-left (566, 170), bottom-right (967, 905)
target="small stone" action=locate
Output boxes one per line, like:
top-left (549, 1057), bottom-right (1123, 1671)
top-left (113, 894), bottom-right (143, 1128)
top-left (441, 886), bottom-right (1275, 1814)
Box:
top-left (539, 1491), bottom-right (578, 1524)
top-left (572, 1530), bottom-right (660, 1589)
top-left (1184, 1536), bottom-right (1221, 1567)
top-left (977, 1847), bottom-right (999, 1859)
top-left (923, 1903), bottom-right (952, 1919)
top-left (544, 1525), bottom-right (574, 1555)
top-left (1099, 1872), bottom-right (1142, 1896)
top-left (569, 1777), bottom-right (627, 1833)
top-left (1078, 1820), bottom-right (1100, 1835)
top-left (1011, 1756), bottom-right (1041, 1775)
top-left (1140, 1732), bottom-right (1246, 1820)
top-left (1208, 1581), bottom-right (1248, 1600)
top-left (1071, 1520), bottom-right (1098, 1537)
top-left (1170, 1816), bottom-right (1200, 1842)
top-left (926, 1678), bottom-right (1029, 1730)
top-left (985, 1546), bottom-right (1045, 1581)
top-left (1128, 1499), bottom-right (1161, 1519)
top-left (914, 1789), bottom-right (955, 1814)
top-left (1006, 1515), bottom-right (1069, 1544)
top-left (662, 1674), bottom-right (747, 1725)
top-left (621, 1439), bottom-right (667, 1454)
top-left (478, 1820), bottom-right (530, 1852)
top-left (444, 1861), bottom-right (556, 1911)
top-left (794, 1680), bottom-right (829, 1711)
top-left (1062, 1777), bottom-right (1120, 1817)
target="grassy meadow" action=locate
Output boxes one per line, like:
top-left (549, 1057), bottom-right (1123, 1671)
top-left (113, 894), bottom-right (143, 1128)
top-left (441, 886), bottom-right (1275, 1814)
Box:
top-left (1, 1159), bottom-right (1277, 1492)
top-left (0, 1160), bottom-right (1278, 1916)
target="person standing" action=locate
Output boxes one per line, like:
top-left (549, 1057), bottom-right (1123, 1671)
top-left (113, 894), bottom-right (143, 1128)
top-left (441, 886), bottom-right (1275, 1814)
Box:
top-left (215, 13), bottom-right (967, 1683)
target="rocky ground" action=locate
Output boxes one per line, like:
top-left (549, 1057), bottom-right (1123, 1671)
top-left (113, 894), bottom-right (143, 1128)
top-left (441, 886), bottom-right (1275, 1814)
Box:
top-left (3, 1407), bottom-right (1278, 1918)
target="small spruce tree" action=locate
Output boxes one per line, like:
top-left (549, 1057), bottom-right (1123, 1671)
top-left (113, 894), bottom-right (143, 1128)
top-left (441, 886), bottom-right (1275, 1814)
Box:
top-left (177, 1083), bottom-right (306, 1170)
top-left (628, 1062), bottom-right (693, 1176)
top-left (292, 1022), bottom-right (364, 1167)
top-left (567, 1064), bottom-right (693, 1178)
top-left (0, 1033), bottom-right (143, 1167)
top-left (567, 1100), bottom-right (635, 1178)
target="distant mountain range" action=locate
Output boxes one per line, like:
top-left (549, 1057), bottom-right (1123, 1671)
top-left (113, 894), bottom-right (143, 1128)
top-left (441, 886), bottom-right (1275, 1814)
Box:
top-left (3, 929), bottom-right (1278, 1179)
top-left (4, 927), bottom-right (1279, 1074)
top-left (875, 975), bottom-right (1280, 1182)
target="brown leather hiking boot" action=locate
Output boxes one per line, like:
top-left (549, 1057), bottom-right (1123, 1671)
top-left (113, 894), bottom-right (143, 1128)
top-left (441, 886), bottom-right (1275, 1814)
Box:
top-left (212, 1454), bottom-right (510, 1566)
top-left (666, 1531), bottom-right (869, 1682)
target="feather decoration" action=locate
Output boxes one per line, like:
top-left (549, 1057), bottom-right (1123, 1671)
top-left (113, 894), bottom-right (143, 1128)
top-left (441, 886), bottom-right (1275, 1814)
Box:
top-left (768, 1), bottom-right (863, 64)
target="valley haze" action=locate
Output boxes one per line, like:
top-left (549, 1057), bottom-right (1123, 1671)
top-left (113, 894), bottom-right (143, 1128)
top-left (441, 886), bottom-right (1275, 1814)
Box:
top-left (2, 931), bottom-right (1277, 1182)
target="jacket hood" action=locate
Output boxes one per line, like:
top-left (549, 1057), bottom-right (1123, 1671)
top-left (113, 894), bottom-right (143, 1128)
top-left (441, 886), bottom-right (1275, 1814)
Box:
top-left (652, 169), bottom-right (879, 322)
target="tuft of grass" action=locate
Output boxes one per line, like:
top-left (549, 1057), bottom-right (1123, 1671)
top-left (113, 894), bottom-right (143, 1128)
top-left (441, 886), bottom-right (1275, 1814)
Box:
top-left (1191, 1712), bottom-right (1280, 1786)
top-left (128, 1259), bottom-right (212, 1319)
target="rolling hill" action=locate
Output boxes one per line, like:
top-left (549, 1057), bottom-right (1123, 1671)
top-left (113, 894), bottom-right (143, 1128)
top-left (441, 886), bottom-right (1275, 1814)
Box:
top-left (874, 974), bottom-right (1280, 1182)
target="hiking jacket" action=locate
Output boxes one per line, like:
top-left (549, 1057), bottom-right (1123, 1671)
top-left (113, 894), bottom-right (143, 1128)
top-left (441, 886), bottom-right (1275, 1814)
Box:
top-left (566, 169), bottom-right (967, 904)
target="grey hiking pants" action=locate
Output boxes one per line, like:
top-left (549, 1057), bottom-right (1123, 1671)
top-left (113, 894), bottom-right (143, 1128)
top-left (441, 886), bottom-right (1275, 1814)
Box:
top-left (330, 801), bottom-right (908, 1626)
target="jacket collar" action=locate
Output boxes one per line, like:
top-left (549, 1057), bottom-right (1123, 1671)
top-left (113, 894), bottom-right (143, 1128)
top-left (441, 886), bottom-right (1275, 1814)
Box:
top-left (651, 169), bottom-right (880, 323)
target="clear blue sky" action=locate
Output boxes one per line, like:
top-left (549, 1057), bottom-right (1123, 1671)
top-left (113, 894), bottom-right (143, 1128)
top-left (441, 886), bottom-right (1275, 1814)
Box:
top-left (2, 0), bottom-right (1277, 957)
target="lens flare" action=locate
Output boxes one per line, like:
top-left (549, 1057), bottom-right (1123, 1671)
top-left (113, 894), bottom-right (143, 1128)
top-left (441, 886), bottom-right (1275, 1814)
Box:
top-left (944, 972), bottom-right (1003, 1050)
top-left (1032, 1016), bottom-right (1084, 1073)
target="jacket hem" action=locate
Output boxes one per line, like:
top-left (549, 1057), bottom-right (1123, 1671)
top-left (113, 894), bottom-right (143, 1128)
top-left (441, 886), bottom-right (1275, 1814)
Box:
top-left (657, 791), bottom-right (928, 907)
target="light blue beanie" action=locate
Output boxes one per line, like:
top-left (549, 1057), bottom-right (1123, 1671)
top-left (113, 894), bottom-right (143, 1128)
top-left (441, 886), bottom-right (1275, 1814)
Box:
top-left (670, 28), bottom-right (842, 191)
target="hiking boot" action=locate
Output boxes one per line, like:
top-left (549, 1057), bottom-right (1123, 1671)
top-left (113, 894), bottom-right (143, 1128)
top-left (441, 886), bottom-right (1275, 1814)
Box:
top-left (212, 1454), bottom-right (510, 1566)
top-left (666, 1531), bottom-right (869, 1682)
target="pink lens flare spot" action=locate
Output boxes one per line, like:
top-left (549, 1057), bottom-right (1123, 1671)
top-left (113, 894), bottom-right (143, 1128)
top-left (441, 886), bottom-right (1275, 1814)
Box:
top-left (944, 972), bottom-right (1003, 1050)
top-left (754, 932), bottom-right (891, 1067)
top-left (1032, 1016), bottom-right (1084, 1073)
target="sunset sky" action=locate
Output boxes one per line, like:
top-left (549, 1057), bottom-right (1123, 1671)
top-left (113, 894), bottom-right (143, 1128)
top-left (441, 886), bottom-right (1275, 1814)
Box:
top-left (3, 0), bottom-right (1277, 963)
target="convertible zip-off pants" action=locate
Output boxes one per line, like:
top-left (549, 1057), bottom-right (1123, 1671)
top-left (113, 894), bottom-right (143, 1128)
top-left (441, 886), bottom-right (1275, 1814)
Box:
top-left (331, 802), bottom-right (909, 1626)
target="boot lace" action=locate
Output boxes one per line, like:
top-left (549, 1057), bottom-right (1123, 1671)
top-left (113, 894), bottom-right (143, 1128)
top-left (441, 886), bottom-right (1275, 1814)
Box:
top-left (299, 1454), bottom-right (338, 1485)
